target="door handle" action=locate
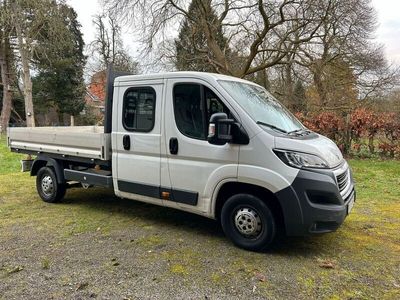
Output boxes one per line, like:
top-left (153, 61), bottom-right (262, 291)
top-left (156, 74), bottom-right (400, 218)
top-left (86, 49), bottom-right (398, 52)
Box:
top-left (123, 135), bottom-right (131, 150)
top-left (169, 137), bottom-right (178, 155)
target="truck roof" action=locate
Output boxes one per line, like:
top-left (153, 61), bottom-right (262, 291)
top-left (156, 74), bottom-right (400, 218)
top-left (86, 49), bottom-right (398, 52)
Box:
top-left (114, 71), bottom-right (253, 85)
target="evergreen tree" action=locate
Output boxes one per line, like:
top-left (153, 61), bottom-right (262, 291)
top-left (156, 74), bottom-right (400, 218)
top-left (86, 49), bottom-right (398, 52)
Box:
top-left (32, 3), bottom-right (86, 123)
top-left (174, 0), bottom-right (227, 72)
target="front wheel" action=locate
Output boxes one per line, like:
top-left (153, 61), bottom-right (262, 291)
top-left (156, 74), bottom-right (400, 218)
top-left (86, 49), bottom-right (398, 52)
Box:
top-left (36, 167), bottom-right (66, 203)
top-left (221, 194), bottom-right (276, 251)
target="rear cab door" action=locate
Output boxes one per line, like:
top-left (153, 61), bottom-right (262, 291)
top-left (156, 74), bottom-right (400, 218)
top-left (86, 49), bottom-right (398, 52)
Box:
top-left (112, 78), bottom-right (164, 206)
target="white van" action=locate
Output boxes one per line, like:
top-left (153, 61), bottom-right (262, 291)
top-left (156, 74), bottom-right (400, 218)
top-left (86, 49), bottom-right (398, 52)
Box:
top-left (8, 71), bottom-right (355, 251)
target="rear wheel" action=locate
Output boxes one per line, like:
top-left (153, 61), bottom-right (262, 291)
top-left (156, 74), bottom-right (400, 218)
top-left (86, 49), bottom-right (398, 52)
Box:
top-left (221, 194), bottom-right (276, 251)
top-left (36, 167), bottom-right (66, 203)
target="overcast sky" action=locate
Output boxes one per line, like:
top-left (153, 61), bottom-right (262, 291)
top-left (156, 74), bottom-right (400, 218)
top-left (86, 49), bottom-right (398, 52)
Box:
top-left (67, 0), bottom-right (400, 66)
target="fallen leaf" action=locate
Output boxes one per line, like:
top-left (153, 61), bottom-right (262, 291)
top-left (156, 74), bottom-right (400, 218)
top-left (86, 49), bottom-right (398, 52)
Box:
top-left (318, 259), bottom-right (335, 269)
top-left (76, 282), bottom-right (89, 291)
top-left (255, 273), bottom-right (267, 282)
top-left (7, 266), bottom-right (24, 274)
top-left (362, 224), bottom-right (374, 230)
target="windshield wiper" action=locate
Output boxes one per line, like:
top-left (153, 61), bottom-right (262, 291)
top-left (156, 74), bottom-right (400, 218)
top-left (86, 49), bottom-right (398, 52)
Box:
top-left (256, 121), bottom-right (287, 133)
top-left (287, 128), bottom-right (310, 135)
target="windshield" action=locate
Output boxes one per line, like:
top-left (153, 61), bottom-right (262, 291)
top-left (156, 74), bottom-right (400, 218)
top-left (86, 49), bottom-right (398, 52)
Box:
top-left (219, 80), bottom-right (304, 133)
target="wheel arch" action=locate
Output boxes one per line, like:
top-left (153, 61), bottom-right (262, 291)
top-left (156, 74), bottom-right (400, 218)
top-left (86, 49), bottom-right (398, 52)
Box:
top-left (213, 181), bottom-right (286, 232)
top-left (31, 156), bottom-right (65, 184)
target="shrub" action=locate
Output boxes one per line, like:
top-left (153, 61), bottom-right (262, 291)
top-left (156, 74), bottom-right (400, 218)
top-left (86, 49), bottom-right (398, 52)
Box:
top-left (378, 113), bottom-right (400, 158)
top-left (297, 109), bottom-right (399, 158)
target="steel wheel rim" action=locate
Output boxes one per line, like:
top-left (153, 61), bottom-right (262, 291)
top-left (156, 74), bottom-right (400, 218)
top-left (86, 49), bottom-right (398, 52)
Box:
top-left (41, 175), bottom-right (54, 196)
top-left (234, 207), bottom-right (263, 238)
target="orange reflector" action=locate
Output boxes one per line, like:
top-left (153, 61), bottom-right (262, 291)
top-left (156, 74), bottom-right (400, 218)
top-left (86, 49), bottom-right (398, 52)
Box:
top-left (161, 191), bottom-right (170, 200)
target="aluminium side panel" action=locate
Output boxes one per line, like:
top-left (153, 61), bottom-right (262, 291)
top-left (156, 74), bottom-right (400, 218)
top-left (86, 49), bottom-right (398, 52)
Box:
top-left (8, 126), bottom-right (111, 160)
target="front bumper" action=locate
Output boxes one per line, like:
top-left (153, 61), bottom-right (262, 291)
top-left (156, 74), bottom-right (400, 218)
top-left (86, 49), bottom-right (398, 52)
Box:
top-left (275, 161), bottom-right (355, 236)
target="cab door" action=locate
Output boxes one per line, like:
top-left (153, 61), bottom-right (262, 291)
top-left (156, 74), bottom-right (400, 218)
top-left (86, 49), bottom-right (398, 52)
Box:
top-left (113, 80), bottom-right (164, 206)
top-left (163, 78), bottom-right (239, 214)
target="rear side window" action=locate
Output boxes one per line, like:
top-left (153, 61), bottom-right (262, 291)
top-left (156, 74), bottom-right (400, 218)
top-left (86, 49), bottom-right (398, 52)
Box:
top-left (123, 87), bottom-right (156, 132)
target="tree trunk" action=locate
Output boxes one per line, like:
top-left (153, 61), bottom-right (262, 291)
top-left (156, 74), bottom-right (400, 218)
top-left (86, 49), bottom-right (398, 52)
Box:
top-left (198, 5), bottom-right (231, 75)
top-left (311, 62), bottom-right (328, 109)
top-left (0, 36), bottom-right (12, 134)
top-left (70, 115), bottom-right (74, 126)
top-left (285, 63), bottom-right (294, 108)
top-left (57, 110), bottom-right (62, 126)
top-left (343, 113), bottom-right (352, 154)
top-left (13, 1), bottom-right (35, 127)
top-left (261, 68), bottom-right (269, 89)
top-left (313, 71), bottom-right (327, 108)
top-left (368, 135), bottom-right (375, 154)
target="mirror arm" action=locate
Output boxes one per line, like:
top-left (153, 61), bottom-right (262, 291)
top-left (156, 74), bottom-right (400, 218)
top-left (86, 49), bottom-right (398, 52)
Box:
top-left (231, 122), bottom-right (250, 145)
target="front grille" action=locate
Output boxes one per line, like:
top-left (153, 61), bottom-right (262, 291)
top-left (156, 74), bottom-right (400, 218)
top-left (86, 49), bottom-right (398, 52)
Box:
top-left (336, 170), bottom-right (349, 194)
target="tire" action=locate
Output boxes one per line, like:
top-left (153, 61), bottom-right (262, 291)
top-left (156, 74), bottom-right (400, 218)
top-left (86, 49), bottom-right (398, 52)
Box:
top-left (221, 193), bottom-right (276, 251)
top-left (36, 167), bottom-right (66, 203)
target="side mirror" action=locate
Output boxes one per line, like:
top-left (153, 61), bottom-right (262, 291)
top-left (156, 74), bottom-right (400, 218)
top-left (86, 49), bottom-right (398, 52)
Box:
top-left (207, 113), bottom-right (250, 146)
top-left (207, 113), bottom-right (235, 145)
top-left (207, 113), bottom-right (234, 145)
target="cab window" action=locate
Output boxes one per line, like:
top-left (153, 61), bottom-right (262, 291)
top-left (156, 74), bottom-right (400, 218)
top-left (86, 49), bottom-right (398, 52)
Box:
top-left (173, 84), bottom-right (229, 140)
top-left (205, 86), bottom-right (229, 120)
top-left (123, 87), bottom-right (156, 132)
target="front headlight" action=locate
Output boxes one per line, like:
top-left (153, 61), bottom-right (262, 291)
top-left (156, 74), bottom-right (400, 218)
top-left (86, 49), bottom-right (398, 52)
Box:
top-left (273, 149), bottom-right (329, 169)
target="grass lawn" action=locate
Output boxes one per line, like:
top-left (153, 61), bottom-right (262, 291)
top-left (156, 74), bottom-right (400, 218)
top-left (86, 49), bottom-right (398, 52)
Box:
top-left (0, 135), bottom-right (399, 299)
top-left (0, 136), bottom-right (25, 175)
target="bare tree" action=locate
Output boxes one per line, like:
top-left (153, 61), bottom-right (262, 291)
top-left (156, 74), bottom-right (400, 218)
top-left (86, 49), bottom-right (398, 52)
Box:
top-left (292, 0), bottom-right (399, 109)
top-left (90, 13), bottom-right (139, 73)
top-left (104, 0), bottom-right (325, 77)
top-left (9, 0), bottom-right (77, 128)
top-left (11, 0), bottom-right (36, 126)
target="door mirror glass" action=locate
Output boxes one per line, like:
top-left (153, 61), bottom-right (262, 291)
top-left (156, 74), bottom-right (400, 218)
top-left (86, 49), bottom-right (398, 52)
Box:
top-left (207, 113), bottom-right (234, 145)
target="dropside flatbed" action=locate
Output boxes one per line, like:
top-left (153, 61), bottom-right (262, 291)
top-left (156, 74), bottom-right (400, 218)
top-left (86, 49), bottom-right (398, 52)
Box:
top-left (8, 126), bottom-right (111, 162)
